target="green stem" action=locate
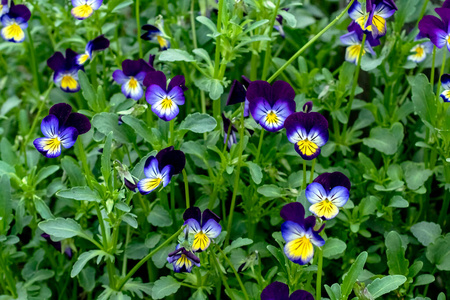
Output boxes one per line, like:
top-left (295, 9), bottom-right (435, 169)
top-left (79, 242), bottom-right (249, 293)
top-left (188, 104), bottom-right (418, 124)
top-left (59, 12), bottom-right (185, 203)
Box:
top-left (214, 0), bottom-right (225, 78)
top-left (430, 46), bottom-right (436, 86)
top-left (27, 27), bottom-right (41, 93)
top-left (209, 250), bottom-right (236, 300)
top-left (267, 0), bottom-right (356, 83)
top-left (136, 0), bottom-right (143, 58)
top-left (201, 91), bottom-right (207, 140)
top-left (182, 169), bottom-right (190, 208)
top-left (310, 158), bottom-right (316, 183)
top-left (190, 0), bottom-right (198, 49)
top-left (416, 0), bottom-right (430, 28)
top-left (169, 119), bottom-right (175, 146)
top-left (122, 225), bottom-right (131, 276)
top-left (302, 160), bottom-right (307, 190)
top-left (316, 247), bottom-right (324, 299)
top-left (436, 50), bottom-right (447, 103)
top-left (261, 0), bottom-right (281, 80)
top-left (255, 130), bottom-right (265, 163)
top-left (117, 227), bottom-right (184, 291)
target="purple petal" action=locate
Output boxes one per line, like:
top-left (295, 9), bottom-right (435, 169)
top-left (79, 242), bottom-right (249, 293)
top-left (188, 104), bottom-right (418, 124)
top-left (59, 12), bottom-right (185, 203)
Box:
top-left (90, 0), bottom-right (103, 10)
top-left (284, 112), bottom-right (329, 141)
top-left (168, 86), bottom-right (185, 105)
top-left (226, 80), bottom-right (247, 106)
top-left (246, 81), bottom-right (272, 103)
top-left (202, 209), bottom-right (221, 225)
top-left (168, 75), bottom-right (187, 92)
top-left (33, 137), bottom-right (61, 158)
top-left (47, 52), bottom-right (65, 72)
top-left (90, 34), bottom-right (110, 52)
top-left (41, 115), bottom-right (60, 138)
top-left (328, 186), bottom-right (350, 207)
top-left (59, 127), bottom-right (78, 149)
top-left (183, 207), bottom-right (202, 224)
top-left (261, 282), bottom-right (290, 300)
top-left (160, 165), bottom-right (173, 188)
top-left (281, 220), bottom-right (306, 242)
top-left (419, 15), bottom-right (445, 41)
top-left (49, 103), bottom-right (72, 127)
top-left (305, 182), bottom-right (327, 204)
top-left (122, 59), bottom-right (143, 77)
top-left (435, 8), bottom-right (450, 29)
top-left (271, 80), bottom-right (295, 102)
top-left (202, 219), bottom-right (222, 239)
top-left (64, 112), bottom-right (91, 135)
top-left (143, 71), bottom-right (167, 89)
top-left (156, 147), bottom-right (186, 175)
top-left (9, 4), bottom-right (30, 22)
top-left (112, 70), bottom-right (129, 85)
top-left (289, 290), bottom-right (314, 300)
top-left (143, 156), bottom-right (159, 178)
top-left (184, 218), bottom-right (202, 234)
top-left (249, 97), bottom-right (271, 125)
top-left (313, 172), bottom-right (351, 192)
top-left (441, 74), bottom-right (450, 90)
top-left (280, 202), bottom-right (305, 224)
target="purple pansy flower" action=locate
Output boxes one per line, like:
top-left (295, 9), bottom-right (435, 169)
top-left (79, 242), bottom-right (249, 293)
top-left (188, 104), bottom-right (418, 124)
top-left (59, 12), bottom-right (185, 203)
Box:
top-left (440, 74), bottom-right (450, 102)
top-left (41, 234), bottom-right (73, 258)
top-left (183, 207), bottom-right (222, 252)
top-left (281, 202), bottom-right (325, 265)
top-left (261, 282), bottom-right (314, 300)
top-left (71, 0), bottom-right (103, 20)
top-left (306, 172), bottom-right (351, 220)
top-left (137, 147), bottom-right (186, 195)
top-left (33, 103), bottom-right (91, 158)
top-left (227, 76), bottom-right (251, 117)
top-left (0, 1), bottom-right (30, 43)
top-left (349, 0), bottom-right (397, 38)
top-left (222, 114), bottom-right (238, 149)
top-left (141, 24), bottom-right (170, 51)
top-left (144, 71), bottom-right (187, 121)
top-left (47, 49), bottom-right (85, 93)
top-left (113, 59), bottom-right (154, 101)
top-left (76, 35), bottom-right (110, 65)
top-left (418, 0), bottom-right (450, 51)
top-left (284, 102), bottom-right (329, 160)
top-left (340, 23), bottom-right (379, 64)
top-left (408, 32), bottom-right (434, 63)
top-left (246, 80), bottom-right (296, 132)
top-left (167, 245), bottom-right (201, 273)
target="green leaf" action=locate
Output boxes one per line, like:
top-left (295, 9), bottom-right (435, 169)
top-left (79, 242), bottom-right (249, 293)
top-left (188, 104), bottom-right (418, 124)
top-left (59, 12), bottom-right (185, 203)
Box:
top-left (340, 251), bottom-right (368, 300)
top-left (78, 70), bottom-right (99, 112)
top-left (196, 16), bottom-right (219, 35)
top-left (413, 274), bottom-right (435, 287)
top-left (401, 162), bottom-right (433, 191)
top-left (0, 161), bottom-right (14, 177)
top-left (23, 270), bottom-right (55, 288)
top-left (325, 283), bottom-right (341, 300)
top-left (145, 233), bottom-right (162, 249)
top-left (224, 237), bottom-right (253, 254)
top-left (101, 132), bottom-right (113, 188)
top-left (179, 113), bottom-right (217, 133)
top-left (121, 115), bottom-right (160, 146)
top-left (407, 74), bottom-right (437, 129)
top-left (61, 157), bottom-right (86, 186)
top-left (159, 49), bottom-right (195, 62)
top-left (426, 233), bottom-right (450, 271)
top-left (386, 231), bottom-right (409, 275)
top-left (366, 275), bottom-right (407, 299)
top-left (0, 174), bottom-right (12, 234)
top-left (388, 196), bottom-right (409, 208)
top-left (71, 250), bottom-right (107, 277)
top-left (278, 10), bottom-right (296, 27)
top-left (257, 185), bottom-right (282, 198)
top-left (246, 162), bottom-right (262, 184)
top-left (92, 112), bottom-right (136, 144)
top-left (34, 165), bottom-right (59, 186)
top-left (79, 267), bottom-right (96, 292)
top-left (323, 238), bottom-right (347, 258)
top-left (38, 218), bottom-right (85, 239)
top-left (362, 123), bottom-right (404, 155)
top-left (34, 197), bottom-right (55, 220)
top-left (410, 221), bottom-right (442, 246)
top-left (147, 205), bottom-right (172, 227)
top-left (57, 187), bottom-right (102, 202)
top-left (151, 276), bottom-right (181, 299)
top-left (209, 79), bottom-right (224, 100)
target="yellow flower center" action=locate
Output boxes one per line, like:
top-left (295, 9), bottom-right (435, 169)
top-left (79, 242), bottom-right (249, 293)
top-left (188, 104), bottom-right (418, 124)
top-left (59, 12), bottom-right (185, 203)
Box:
top-left (176, 254), bottom-right (192, 269)
top-left (415, 46), bottom-right (424, 56)
top-left (310, 198), bottom-right (339, 219)
top-left (192, 231), bottom-right (210, 251)
top-left (297, 139), bottom-right (319, 156)
top-left (348, 44), bottom-right (366, 62)
top-left (61, 75), bottom-right (78, 90)
top-left (266, 111), bottom-right (279, 125)
top-left (144, 178), bottom-right (162, 191)
top-left (72, 4), bottom-right (93, 19)
top-left (128, 77), bottom-right (138, 89)
top-left (43, 137), bottom-right (61, 153)
top-left (157, 36), bottom-right (169, 48)
top-left (447, 35), bottom-right (450, 45)
top-left (3, 22), bottom-right (24, 41)
top-left (288, 236), bottom-right (313, 260)
top-left (161, 97), bottom-right (173, 110)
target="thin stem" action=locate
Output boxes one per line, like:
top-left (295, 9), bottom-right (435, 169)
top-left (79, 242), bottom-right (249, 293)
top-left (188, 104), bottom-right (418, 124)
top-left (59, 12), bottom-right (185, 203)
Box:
top-left (169, 119), bottom-right (175, 146)
top-left (27, 27), bottom-right (41, 93)
top-left (436, 50), bottom-right (447, 103)
top-left (309, 158), bottom-right (316, 183)
top-left (316, 247), bottom-right (324, 299)
top-left (182, 169), bottom-right (190, 208)
top-left (122, 226), bottom-right (131, 276)
top-left (416, 0), bottom-right (430, 28)
top-left (209, 250), bottom-right (236, 300)
top-left (302, 160), bottom-right (307, 190)
top-left (117, 227), bottom-right (184, 291)
top-left (255, 130), bottom-right (265, 163)
top-left (214, 0), bottom-right (225, 78)
top-left (261, 0), bottom-right (281, 80)
top-left (267, 0), bottom-right (356, 83)
top-left (190, 0), bottom-right (198, 49)
top-left (431, 46), bottom-right (436, 86)
top-left (201, 91), bottom-right (207, 140)
top-left (136, 0), bottom-right (143, 58)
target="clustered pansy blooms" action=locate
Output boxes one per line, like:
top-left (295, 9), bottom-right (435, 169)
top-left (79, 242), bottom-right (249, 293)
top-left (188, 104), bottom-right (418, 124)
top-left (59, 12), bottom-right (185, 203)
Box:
top-left (0, 0), bottom-right (30, 43)
top-left (71, 0), bottom-right (103, 20)
top-left (261, 282), bottom-right (314, 300)
top-left (418, 0), bottom-right (450, 51)
top-left (33, 103), bottom-right (91, 158)
top-left (141, 24), bottom-right (170, 51)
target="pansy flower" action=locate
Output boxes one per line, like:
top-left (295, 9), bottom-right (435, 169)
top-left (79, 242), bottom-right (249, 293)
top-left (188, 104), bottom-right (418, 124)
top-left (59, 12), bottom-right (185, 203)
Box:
top-left (284, 102), bottom-right (328, 160)
top-left (47, 49), bottom-right (84, 93)
top-left (440, 74), bottom-right (450, 102)
top-left (167, 245), bottom-right (200, 273)
top-left (348, 0), bottom-right (397, 38)
top-left (76, 35), bottom-right (110, 65)
top-left (340, 24), bottom-right (378, 64)
top-left (222, 113), bottom-right (238, 149)
top-left (137, 146), bottom-right (186, 195)
top-left (227, 76), bottom-right (251, 117)
top-left (246, 80), bottom-right (296, 132)
top-left (306, 172), bottom-right (351, 220)
top-left (112, 59), bottom-right (154, 100)
top-left (183, 207), bottom-right (222, 252)
top-left (0, 1), bottom-right (30, 43)
top-left (144, 71), bottom-right (187, 121)
top-left (261, 282), bottom-right (314, 300)
top-left (33, 103), bottom-right (91, 158)
top-left (71, 0), bottom-right (103, 20)
top-left (408, 33), bottom-right (433, 63)
top-left (281, 202), bottom-right (325, 265)
top-left (141, 24), bottom-right (170, 51)
top-left (418, 0), bottom-right (450, 51)
top-left (0, 0), bottom-right (9, 17)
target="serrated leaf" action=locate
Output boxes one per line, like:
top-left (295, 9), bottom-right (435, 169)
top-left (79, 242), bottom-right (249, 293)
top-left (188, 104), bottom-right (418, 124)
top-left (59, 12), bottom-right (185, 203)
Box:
top-left (257, 185), bottom-right (282, 198)
top-left (151, 276), bottom-right (181, 299)
top-left (410, 221), bottom-right (441, 246)
top-left (224, 238), bottom-right (253, 254)
top-left (159, 49), bottom-right (195, 62)
top-left (71, 250), bottom-right (107, 277)
top-left (366, 275), bottom-right (406, 299)
top-left (386, 231), bottom-right (409, 275)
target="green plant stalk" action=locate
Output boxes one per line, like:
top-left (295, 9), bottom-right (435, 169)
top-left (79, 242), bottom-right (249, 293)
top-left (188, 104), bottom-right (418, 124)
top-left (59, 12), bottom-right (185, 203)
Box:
top-left (225, 103), bottom-right (246, 245)
top-left (190, 0), bottom-right (198, 49)
top-left (267, 0), bottom-right (356, 83)
top-left (27, 27), bottom-right (41, 93)
top-left (416, 0), bottom-right (430, 28)
top-left (342, 34), bottom-right (366, 136)
top-left (215, 244), bottom-right (250, 300)
top-left (212, 0), bottom-right (225, 120)
top-left (122, 225), bottom-right (131, 276)
top-left (169, 119), bottom-right (175, 145)
top-left (261, 0), bottom-right (281, 81)
top-left (201, 91), bottom-right (207, 140)
top-left (182, 169), bottom-right (190, 208)
top-left (316, 247), bottom-right (324, 299)
top-left (436, 50), bottom-right (447, 103)
top-left (438, 164), bottom-right (450, 225)
top-left (302, 160), bottom-right (307, 190)
top-left (0, 254), bottom-right (17, 298)
top-left (430, 46), bottom-right (436, 86)
top-left (222, 120), bottom-right (233, 153)
top-left (117, 226), bottom-right (184, 291)
top-left (135, 0), bottom-right (143, 58)
top-left (255, 130), bottom-right (265, 163)
top-left (209, 249), bottom-right (236, 300)
top-left (310, 158), bottom-right (316, 183)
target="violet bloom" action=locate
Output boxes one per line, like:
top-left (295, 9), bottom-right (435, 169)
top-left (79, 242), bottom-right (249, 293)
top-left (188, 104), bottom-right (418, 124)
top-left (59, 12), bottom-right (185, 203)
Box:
top-left (222, 114), bottom-right (238, 149)
top-left (113, 59), bottom-right (154, 101)
top-left (141, 24), bottom-right (170, 51)
top-left (71, 0), bottom-right (103, 20)
top-left (246, 80), bottom-right (296, 132)
top-left (340, 23), bottom-right (379, 65)
top-left (144, 71), bottom-right (187, 121)
top-left (418, 0), bottom-right (450, 51)
top-left (349, 0), bottom-right (397, 38)
top-left (76, 35), bottom-right (110, 65)
top-left (47, 49), bottom-right (84, 93)
top-left (167, 245), bottom-right (200, 273)
top-left (183, 207), bottom-right (222, 252)
top-left (227, 76), bottom-right (251, 117)
top-left (33, 103), bottom-right (91, 158)
top-left (408, 32), bottom-right (433, 63)
top-left (261, 282), bottom-right (314, 300)
top-left (0, 1), bottom-right (30, 43)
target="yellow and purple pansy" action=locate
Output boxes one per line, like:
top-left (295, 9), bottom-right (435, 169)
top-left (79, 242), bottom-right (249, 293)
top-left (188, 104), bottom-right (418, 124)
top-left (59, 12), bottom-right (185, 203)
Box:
top-left (408, 32), bottom-right (433, 63)
top-left (340, 23), bottom-right (378, 65)
top-left (0, 1), bottom-right (30, 43)
top-left (167, 245), bottom-right (200, 273)
top-left (306, 172), bottom-right (351, 220)
top-left (33, 103), bottom-right (91, 158)
top-left (418, 0), bottom-right (450, 51)
top-left (137, 146), bottom-right (185, 195)
top-left (261, 281), bottom-right (314, 300)
top-left (71, 0), bottom-right (103, 20)
top-left (284, 102), bottom-right (329, 160)
top-left (246, 80), bottom-right (296, 132)
top-left (348, 0), bottom-right (397, 38)
top-left (76, 35), bottom-right (110, 65)
top-left (144, 71), bottom-right (187, 121)
top-left (226, 76), bottom-right (251, 117)
top-left (440, 74), bottom-right (450, 102)
top-left (113, 59), bottom-right (154, 101)
top-left (47, 49), bottom-right (84, 93)
top-left (280, 202), bottom-right (325, 265)
top-left (183, 207), bottom-right (222, 252)
top-left (141, 24), bottom-right (170, 51)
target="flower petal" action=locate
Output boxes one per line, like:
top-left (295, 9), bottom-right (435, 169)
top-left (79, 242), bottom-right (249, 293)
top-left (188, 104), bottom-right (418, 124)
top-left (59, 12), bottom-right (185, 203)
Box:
top-left (59, 127), bottom-right (78, 149)
top-left (143, 156), bottom-right (160, 178)
top-left (328, 186), bottom-right (350, 207)
top-left (202, 219), bottom-right (222, 239)
top-left (280, 202), bottom-right (305, 224)
top-left (305, 182), bottom-right (327, 204)
top-left (281, 220), bottom-right (305, 242)
top-left (41, 115), bottom-right (60, 138)
top-left (261, 282), bottom-right (290, 300)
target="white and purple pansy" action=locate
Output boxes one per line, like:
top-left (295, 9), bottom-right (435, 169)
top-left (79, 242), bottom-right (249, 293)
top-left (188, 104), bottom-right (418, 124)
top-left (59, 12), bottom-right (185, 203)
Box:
top-left (246, 80), bottom-right (296, 132)
top-left (226, 76), bottom-right (251, 117)
top-left (113, 59), bottom-right (154, 101)
top-left (33, 103), bottom-right (91, 158)
top-left (144, 71), bottom-right (187, 121)
top-left (440, 74), bottom-right (450, 102)
top-left (167, 245), bottom-right (200, 273)
top-left (47, 49), bottom-right (85, 93)
top-left (419, 0), bottom-right (450, 51)
top-left (280, 202), bottom-right (325, 265)
top-left (71, 0), bottom-right (103, 20)
top-left (306, 172), bottom-right (351, 220)
top-left (340, 23), bottom-right (378, 65)
top-left (141, 24), bottom-right (170, 51)
top-left (408, 32), bottom-right (434, 63)
top-left (261, 281), bottom-right (314, 300)
top-left (284, 102), bottom-right (329, 160)
top-left (137, 146), bottom-right (186, 195)
top-left (183, 207), bottom-right (222, 252)
top-left (76, 35), bottom-right (110, 65)
top-left (0, 1), bottom-right (30, 43)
